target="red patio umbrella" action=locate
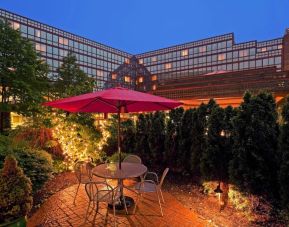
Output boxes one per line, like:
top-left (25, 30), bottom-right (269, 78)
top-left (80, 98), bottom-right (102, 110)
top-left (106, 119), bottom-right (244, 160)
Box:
top-left (43, 87), bottom-right (182, 168)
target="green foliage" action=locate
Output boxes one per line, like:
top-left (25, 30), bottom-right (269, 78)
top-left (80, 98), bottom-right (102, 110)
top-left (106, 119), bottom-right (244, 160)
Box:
top-left (0, 146), bottom-right (53, 192)
top-left (135, 114), bottom-right (151, 163)
top-left (0, 155), bottom-right (33, 223)
top-left (108, 152), bottom-right (130, 163)
top-left (164, 107), bottom-right (184, 169)
top-left (53, 51), bottom-right (94, 98)
top-left (190, 104), bottom-right (207, 175)
top-left (0, 20), bottom-right (49, 132)
top-left (148, 112), bottom-right (166, 166)
top-left (278, 96), bottom-right (289, 207)
top-left (229, 92), bottom-right (278, 197)
top-left (201, 105), bottom-right (227, 180)
top-left (178, 108), bottom-right (195, 173)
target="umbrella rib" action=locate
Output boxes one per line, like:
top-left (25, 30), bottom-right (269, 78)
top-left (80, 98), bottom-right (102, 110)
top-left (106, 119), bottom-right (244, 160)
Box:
top-left (78, 97), bottom-right (118, 112)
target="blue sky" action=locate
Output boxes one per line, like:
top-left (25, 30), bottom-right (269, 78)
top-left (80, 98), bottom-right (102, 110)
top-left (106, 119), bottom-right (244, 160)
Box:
top-left (1, 0), bottom-right (289, 54)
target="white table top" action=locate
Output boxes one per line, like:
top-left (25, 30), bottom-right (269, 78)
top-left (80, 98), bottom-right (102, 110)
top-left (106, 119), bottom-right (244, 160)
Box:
top-left (92, 162), bottom-right (147, 180)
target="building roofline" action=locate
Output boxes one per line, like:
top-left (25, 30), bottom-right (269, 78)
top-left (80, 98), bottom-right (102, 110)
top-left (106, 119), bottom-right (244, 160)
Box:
top-left (0, 8), bottom-right (131, 56)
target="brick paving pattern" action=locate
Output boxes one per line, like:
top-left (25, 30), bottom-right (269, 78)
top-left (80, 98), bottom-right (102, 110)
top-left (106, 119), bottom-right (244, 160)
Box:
top-left (28, 183), bottom-right (208, 227)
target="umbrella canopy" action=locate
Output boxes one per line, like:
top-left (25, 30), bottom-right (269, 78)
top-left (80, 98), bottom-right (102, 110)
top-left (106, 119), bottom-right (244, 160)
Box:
top-left (43, 87), bottom-right (181, 113)
top-left (43, 87), bottom-right (182, 169)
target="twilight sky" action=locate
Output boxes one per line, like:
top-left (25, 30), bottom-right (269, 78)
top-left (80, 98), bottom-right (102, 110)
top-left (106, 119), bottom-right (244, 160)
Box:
top-left (1, 0), bottom-right (289, 54)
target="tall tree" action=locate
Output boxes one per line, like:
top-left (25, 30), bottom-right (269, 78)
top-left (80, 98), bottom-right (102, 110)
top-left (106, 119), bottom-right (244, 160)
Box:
top-left (178, 108), bottom-right (195, 173)
top-left (164, 107), bottom-right (184, 170)
top-left (278, 96), bottom-right (289, 207)
top-left (135, 114), bottom-right (151, 165)
top-left (0, 20), bottom-right (49, 132)
top-left (53, 51), bottom-right (94, 98)
top-left (148, 111), bottom-right (166, 166)
top-left (229, 92), bottom-right (278, 197)
top-left (190, 103), bottom-right (207, 176)
top-left (201, 105), bottom-right (227, 181)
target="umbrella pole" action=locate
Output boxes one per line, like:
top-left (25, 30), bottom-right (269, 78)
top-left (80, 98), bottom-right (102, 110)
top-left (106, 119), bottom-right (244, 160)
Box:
top-left (118, 109), bottom-right (121, 170)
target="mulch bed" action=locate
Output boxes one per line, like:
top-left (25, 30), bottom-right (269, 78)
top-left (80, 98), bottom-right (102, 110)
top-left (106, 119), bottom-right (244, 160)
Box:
top-left (30, 171), bottom-right (286, 227)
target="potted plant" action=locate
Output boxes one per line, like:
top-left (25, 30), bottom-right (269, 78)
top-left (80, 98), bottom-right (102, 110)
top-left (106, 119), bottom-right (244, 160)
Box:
top-left (0, 155), bottom-right (33, 227)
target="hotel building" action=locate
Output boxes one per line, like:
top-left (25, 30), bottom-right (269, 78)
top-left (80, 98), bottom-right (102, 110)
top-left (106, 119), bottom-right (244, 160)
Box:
top-left (1, 8), bottom-right (289, 108)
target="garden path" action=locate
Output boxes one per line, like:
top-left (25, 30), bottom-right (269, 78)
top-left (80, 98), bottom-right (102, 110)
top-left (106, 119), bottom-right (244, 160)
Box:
top-left (28, 183), bottom-right (210, 227)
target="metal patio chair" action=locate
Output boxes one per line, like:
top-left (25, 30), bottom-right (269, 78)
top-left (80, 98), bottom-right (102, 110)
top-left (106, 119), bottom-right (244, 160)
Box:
top-left (133, 168), bottom-right (169, 216)
top-left (123, 154), bottom-right (142, 164)
top-left (84, 181), bottom-right (128, 226)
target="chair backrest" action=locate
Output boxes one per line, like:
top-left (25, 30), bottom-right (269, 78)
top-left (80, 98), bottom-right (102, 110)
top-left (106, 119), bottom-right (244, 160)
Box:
top-left (85, 181), bottom-right (114, 202)
top-left (159, 168), bottom-right (169, 188)
top-left (74, 161), bottom-right (88, 183)
top-left (123, 154), bottom-right (142, 164)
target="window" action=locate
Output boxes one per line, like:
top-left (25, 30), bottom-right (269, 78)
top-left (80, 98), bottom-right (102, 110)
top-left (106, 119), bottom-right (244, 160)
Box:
top-left (151, 56), bottom-right (157, 62)
top-left (35, 30), bottom-right (41, 38)
top-left (165, 63), bottom-right (172, 69)
top-left (35, 43), bottom-right (46, 52)
top-left (239, 50), bottom-right (249, 57)
top-left (218, 53), bottom-right (226, 61)
top-left (151, 75), bottom-right (157, 81)
top-left (261, 47), bottom-right (267, 52)
top-left (181, 49), bottom-right (188, 57)
top-left (125, 58), bottom-right (130, 64)
top-left (138, 76), bottom-right (144, 83)
top-left (124, 76), bottom-right (131, 83)
top-left (12, 22), bottom-right (20, 30)
top-left (152, 84), bottom-right (157, 91)
top-left (59, 37), bottom-right (68, 45)
top-left (139, 59), bottom-right (143, 64)
top-left (278, 45), bottom-right (283, 49)
top-left (199, 46), bottom-right (206, 53)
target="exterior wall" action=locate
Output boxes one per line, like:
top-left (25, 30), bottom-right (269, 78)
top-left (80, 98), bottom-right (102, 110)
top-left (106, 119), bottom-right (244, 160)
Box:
top-left (283, 29), bottom-right (289, 71)
top-left (0, 8), bottom-right (131, 90)
top-left (152, 67), bottom-right (289, 107)
top-left (136, 34), bottom-right (283, 89)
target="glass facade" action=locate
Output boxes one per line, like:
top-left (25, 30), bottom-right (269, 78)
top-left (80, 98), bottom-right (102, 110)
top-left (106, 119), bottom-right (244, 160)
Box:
top-left (136, 34), bottom-right (283, 84)
top-left (0, 9), bottom-right (131, 90)
top-left (0, 8), bottom-right (286, 91)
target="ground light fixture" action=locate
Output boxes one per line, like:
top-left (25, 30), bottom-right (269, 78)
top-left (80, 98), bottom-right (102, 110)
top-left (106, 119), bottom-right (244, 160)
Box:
top-left (214, 181), bottom-right (223, 207)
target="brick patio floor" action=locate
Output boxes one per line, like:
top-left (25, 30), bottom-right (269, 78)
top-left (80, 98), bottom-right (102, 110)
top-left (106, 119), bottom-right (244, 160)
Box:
top-left (28, 183), bottom-right (209, 227)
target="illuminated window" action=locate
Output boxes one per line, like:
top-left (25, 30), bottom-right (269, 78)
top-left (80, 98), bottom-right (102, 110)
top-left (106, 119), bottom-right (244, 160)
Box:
top-left (12, 22), bottom-right (20, 30)
top-left (35, 30), bottom-right (41, 37)
top-left (124, 76), bottom-right (131, 83)
top-left (165, 63), bottom-right (172, 69)
top-left (152, 84), bottom-right (157, 90)
top-left (35, 43), bottom-right (46, 52)
top-left (59, 37), bottom-right (68, 45)
top-left (218, 53), bottom-right (226, 61)
top-left (199, 46), bottom-right (206, 53)
top-left (138, 76), bottom-right (144, 83)
top-left (239, 50), bottom-right (249, 57)
top-left (261, 47), bottom-right (267, 52)
top-left (139, 59), bottom-right (143, 64)
top-left (181, 49), bottom-right (188, 57)
top-left (278, 45), bottom-right (283, 49)
top-left (151, 56), bottom-right (157, 62)
top-left (97, 70), bottom-right (104, 77)
top-left (111, 73), bottom-right (117, 80)
top-left (125, 58), bottom-right (130, 64)
top-left (151, 75), bottom-right (157, 81)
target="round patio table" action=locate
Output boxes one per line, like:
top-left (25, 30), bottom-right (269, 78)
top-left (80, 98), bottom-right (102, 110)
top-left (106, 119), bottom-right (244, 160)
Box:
top-left (92, 162), bottom-right (147, 210)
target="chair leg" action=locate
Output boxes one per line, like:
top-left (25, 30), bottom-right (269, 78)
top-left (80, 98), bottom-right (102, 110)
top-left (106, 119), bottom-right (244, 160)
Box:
top-left (113, 202), bottom-right (116, 227)
top-left (84, 201), bottom-right (91, 223)
top-left (73, 183), bottom-right (80, 205)
top-left (133, 192), bottom-right (140, 214)
top-left (156, 190), bottom-right (163, 216)
top-left (122, 196), bottom-right (128, 215)
top-left (159, 188), bottom-right (165, 203)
